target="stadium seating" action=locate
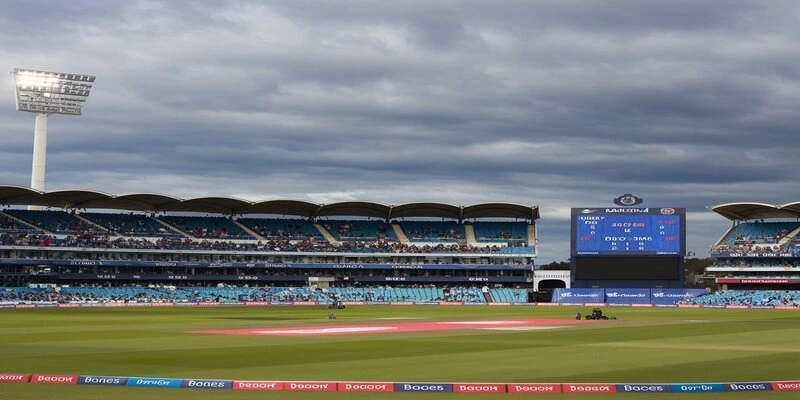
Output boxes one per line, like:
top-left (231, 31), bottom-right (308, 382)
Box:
top-left (160, 215), bottom-right (253, 239)
top-left (81, 212), bottom-right (176, 237)
top-left (0, 212), bottom-right (41, 233)
top-left (489, 288), bottom-right (528, 303)
top-left (399, 221), bottom-right (465, 242)
top-left (683, 290), bottom-right (800, 307)
top-left (725, 221), bottom-right (800, 245)
top-left (4, 209), bottom-right (99, 235)
top-left (320, 220), bottom-right (396, 241)
top-left (238, 218), bottom-right (323, 240)
top-left (472, 222), bottom-right (528, 242)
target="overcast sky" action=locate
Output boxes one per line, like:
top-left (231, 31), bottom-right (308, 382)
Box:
top-left (1, 0), bottom-right (799, 263)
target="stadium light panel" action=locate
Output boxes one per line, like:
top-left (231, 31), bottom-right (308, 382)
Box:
top-left (13, 68), bottom-right (96, 116)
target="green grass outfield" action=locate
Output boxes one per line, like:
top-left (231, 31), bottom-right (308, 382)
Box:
top-left (1, 305), bottom-right (799, 399)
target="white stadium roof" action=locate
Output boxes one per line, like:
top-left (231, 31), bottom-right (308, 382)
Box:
top-left (0, 185), bottom-right (539, 220)
top-left (709, 202), bottom-right (800, 221)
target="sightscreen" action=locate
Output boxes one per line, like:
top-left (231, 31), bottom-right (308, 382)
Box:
top-left (574, 256), bottom-right (680, 280)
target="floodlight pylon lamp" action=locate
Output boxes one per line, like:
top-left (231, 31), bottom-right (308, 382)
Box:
top-left (13, 68), bottom-right (96, 116)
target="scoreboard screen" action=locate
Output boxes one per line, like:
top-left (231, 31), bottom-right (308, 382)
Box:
top-left (571, 208), bottom-right (685, 256)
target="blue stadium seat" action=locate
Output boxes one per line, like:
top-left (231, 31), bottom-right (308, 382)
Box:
top-left (4, 210), bottom-right (99, 235)
top-left (472, 222), bottom-right (528, 243)
top-left (82, 212), bottom-right (177, 237)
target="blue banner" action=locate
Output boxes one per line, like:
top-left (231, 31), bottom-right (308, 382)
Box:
top-left (77, 375), bottom-right (128, 386)
top-left (126, 377), bottom-right (183, 388)
top-left (551, 289), bottom-right (706, 305)
top-left (670, 384), bottom-right (724, 393)
top-left (551, 288), bottom-right (605, 303)
top-left (395, 383), bottom-right (453, 392)
top-left (724, 382), bottom-right (772, 392)
top-left (616, 384), bottom-right (671, 393)
top-left (181, 379), bottom-right (233, 389)
top-left (650, 289), bottom-right (707, 305)
top-left (605, 289), bottom-right (651, 304)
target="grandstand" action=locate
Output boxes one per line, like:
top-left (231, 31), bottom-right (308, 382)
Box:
top-left (0, 185), bottom-right (539, 298)
top-left (708, 202), bottom-right (800, 291)
top-left (680, 290), bottom-right (800, 307)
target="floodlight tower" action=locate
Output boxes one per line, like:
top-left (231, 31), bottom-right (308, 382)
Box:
top-left (13, 69), bottom-right (95, 209)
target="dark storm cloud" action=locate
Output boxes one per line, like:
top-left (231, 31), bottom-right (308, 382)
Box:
top-left (2, 0), bottom-right (799, 262)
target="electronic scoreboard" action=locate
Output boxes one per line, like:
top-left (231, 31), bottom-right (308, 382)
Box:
top-left (570, 207), bottom-right (686, 281)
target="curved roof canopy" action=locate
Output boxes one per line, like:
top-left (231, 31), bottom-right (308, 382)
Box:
top-left (0, 185), bottom-right (539, 220)
top-left (709, 202), bottom-right (800, 221)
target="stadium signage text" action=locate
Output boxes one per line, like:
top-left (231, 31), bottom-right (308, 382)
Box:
top-left (564, 384), bottom-right (616, 393)
top-left (285, 382), bottom-right (335, 391)
top-left (232, 381), bottom-right (283, 390)
top-left (605, 208), bottom-right (649, 213)
top-left (337, 382), bottom-right (394, 392)
top-left (31, 374), bottom-right (78, 384)
top-left (773, 381), bottom-right (800, 391)
top-left (396, 383), bottom-right (453, 392)
top-left (671, 384), bottom-right (724, 392)
top-left (713, 252), bottom-right (794, 258)
top-left (507, 384), bottom-right (560, 393)
top-left (126, 377), bottom-right (183, 388)
top-left (617, 384), bottom-right (671, 392)
top-left (716, 278), bottom-right (795, 284)
top-left (181, 379), bottom-right (232, 389)
top-left (0, 374), bottom-right (30, 383)
top-left (78, 375), bottom-right (128, 386)
top-left (725, 382), bottom-right (771, 392)
top-left (454, 384), bottom-right (505, 393)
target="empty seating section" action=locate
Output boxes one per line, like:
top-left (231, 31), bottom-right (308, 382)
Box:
top-left (321, 220), bottom-right (396, 241)
top-left (82, 212), bottom-right (174, 237)
top-left (0, 212), bottom-right (40, 233)
top-left (0, 287), bottom-right (530, 304)
top-left (683, 290), bottom-right (800, 307)
top-left (4, 210), bottom-right (97, 235)
top-left (327, 287), bottom-right (448, 302)
top-left (447, 287), bottom-right (484, 303)
top-left (160, 216), bottom-right (253, 239)
top-left (472, 222), bottom-right (528, 242)
top-left (238, 218), bottom-right (323, 240)
top-left (726, 221), bottom-right (800, 245)
top-left (489, 288), bottom-right (527, 302)
top-left (400, 221), bottom-right (465, 242)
